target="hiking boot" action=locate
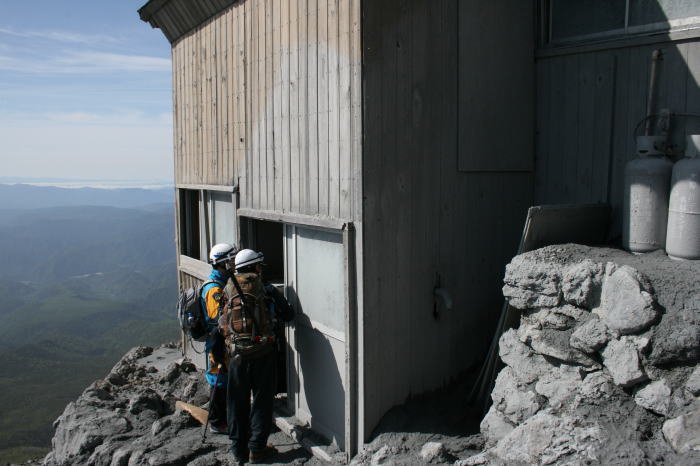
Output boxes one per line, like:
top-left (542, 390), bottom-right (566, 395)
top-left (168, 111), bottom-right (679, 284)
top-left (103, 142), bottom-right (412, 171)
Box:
top-left (209, 423), bottom-right (229, 434)
top-left (249, 445), bottom-right (278, 463)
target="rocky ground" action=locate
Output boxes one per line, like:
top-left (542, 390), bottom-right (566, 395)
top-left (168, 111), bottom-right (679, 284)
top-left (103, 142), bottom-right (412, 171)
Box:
top-left (40, 345), bottom-right (322, 466)
top-left (37, 244), bottom-right (699, 465)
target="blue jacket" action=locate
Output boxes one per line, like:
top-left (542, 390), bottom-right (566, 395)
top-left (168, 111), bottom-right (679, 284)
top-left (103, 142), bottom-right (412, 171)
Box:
top-left (201, 268), bottom-right (228, 387)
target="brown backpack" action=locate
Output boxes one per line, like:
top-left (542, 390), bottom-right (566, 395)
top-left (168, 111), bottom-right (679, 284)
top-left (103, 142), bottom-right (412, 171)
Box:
top-left (219, 272), bottom-right (274, 359)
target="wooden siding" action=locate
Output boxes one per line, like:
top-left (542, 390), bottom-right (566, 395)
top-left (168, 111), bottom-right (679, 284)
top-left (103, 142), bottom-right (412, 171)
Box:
top-left (535, 38), bottom-right (700, 238)
top-left (172, 0), bottom-right (362, 223)
top-left (361, 0), bottom-right (534, 437)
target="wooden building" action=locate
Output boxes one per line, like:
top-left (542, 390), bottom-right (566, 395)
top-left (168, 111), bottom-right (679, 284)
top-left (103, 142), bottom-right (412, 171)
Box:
top-left (139, 0), bottom-right (700, 457)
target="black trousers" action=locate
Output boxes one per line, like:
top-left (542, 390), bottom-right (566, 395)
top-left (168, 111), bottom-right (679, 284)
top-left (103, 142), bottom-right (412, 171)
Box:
top-left (227, 350), bottom-right (275, 456)
top-left (208, 384), bottom-right (227, 426)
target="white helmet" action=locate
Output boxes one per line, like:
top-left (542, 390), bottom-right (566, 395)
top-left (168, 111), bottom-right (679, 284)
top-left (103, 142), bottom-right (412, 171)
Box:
top-left (235, 248), bottom-right (265, 271)
top-left (209, 243), bottom-right (238, 265)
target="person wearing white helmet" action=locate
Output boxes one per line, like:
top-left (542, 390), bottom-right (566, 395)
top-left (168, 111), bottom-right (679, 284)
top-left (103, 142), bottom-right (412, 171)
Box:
top-left (225, 248), bottom-right (293, 464)
top-left (201, 242), bottom-right (238, 434)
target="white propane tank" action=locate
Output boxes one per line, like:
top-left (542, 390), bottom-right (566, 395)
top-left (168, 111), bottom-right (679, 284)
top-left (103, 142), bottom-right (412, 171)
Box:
top-left (623, 135), bottom-right (673, 253)
top-left (666, 135), bottom-right (700, 260)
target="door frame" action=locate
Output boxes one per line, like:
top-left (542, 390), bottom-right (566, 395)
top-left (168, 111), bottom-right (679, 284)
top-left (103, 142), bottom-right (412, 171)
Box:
top-left (282, 221), bottom-right (357, 458)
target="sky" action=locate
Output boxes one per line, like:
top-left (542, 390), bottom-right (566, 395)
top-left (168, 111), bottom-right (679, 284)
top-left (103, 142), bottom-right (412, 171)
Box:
top-left (0, 1), bottom-right (173, 184)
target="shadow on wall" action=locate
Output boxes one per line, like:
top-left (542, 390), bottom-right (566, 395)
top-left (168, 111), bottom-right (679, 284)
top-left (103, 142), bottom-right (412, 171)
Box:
top-left (285, 286), bottom-right (346, 449)
top-left (534, 0), bottom-right (700, 244)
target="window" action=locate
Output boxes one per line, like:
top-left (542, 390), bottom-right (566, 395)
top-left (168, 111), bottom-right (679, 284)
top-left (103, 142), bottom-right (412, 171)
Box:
top-left (239, 218), bottom-right (284, 283)
top-left (543, 0), bottom-right (700, 46)
top-left (178, 188), bottom-right (237, 262)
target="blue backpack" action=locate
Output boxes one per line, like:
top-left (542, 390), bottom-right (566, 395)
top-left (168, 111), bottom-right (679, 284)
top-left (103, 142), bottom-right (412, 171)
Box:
top-left (176, 280), bottom-right (220, 341)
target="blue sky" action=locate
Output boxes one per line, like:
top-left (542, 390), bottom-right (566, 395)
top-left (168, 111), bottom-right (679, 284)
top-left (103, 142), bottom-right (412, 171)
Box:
top-left (0, 1), bottom-right (173, 183)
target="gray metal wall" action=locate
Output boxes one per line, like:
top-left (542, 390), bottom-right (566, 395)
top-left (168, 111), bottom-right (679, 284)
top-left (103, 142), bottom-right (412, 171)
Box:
top-left (361, 0), bottom-right (534, 436)
top-left (535, 37), bottom-right (700, 238)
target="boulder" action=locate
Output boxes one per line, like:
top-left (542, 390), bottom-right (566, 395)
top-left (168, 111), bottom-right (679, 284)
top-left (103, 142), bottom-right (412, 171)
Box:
top-left (662, 401), bottom-right (700, 454)
top-left (419, 442), bottom-right (446, 463)
top-left (498, 329), bottom-right (550, 384)
top-left (649, 305), bottom-right (700, 366)
top-left (502, 255), bottom-right (562, 310)
top-left (601, 339), bottom-right (648, 387)
top-left (480, 406), bottom-right (514, 447)
top-left (535, 365), bottom-right (583, 408)
top-left (570, 318), bottom-right (610, 353)
top-left (575, 371), bottom-right (616, 404)
top-left (593, 263), bottom-right (658, 335)
top-left (493, 412), bottom-right (603, 465)
top-left (561, 259), bottom-right (604, 309)
top-left (685, 366), bottom-right (700, 396)
top-left (490, 367), bottom-right (542, 424)
top-left (519, 327), bottom-right (599, 367)
top-left (634, 379), bottom-right (672, 416)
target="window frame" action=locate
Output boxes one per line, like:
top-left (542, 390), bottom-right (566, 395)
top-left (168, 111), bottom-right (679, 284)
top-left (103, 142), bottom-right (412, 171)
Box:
top-left (177, 185), bottom-right (238, 269)
top-left (540, 0), bottom-right (700, 48)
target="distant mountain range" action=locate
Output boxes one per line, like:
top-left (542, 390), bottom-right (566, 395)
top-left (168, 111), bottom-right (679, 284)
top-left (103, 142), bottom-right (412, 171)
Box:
top-left (0, 184), bottom-right (180, 463)
top-left (0, 183), bottom-right (173, 209)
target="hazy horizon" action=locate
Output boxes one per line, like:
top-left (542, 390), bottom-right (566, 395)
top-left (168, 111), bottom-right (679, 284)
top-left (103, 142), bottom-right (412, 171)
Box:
top-left (0, 1), bottom-right (173, 182)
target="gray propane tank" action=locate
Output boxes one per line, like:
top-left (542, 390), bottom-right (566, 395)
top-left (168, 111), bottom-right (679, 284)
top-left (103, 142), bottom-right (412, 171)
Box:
top-left (623, 135), bottom-right (673, 253)
top-left (666, 135), bottom-right (700, 260)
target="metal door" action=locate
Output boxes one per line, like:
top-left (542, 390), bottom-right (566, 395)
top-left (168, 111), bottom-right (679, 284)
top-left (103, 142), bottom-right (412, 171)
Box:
top-left (285, 225), bottom-right (346, 448)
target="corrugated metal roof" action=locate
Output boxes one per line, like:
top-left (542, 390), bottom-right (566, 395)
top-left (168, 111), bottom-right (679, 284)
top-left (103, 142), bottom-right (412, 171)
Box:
top-left (138, 0), bottom-right (236, 44)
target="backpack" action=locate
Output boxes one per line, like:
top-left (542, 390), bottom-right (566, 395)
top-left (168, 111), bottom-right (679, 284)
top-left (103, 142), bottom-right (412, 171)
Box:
top-left (177, 280), bottom-right (221, 342)
top-left (219, 272), bottom-right (274, 359)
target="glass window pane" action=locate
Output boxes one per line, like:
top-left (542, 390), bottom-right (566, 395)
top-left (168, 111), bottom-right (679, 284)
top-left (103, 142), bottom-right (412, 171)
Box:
top-left (629, 0), bottom-right (700, 28)
top-left (210, 191), bottom-right (235, 246)
top-left (551, 0), bottom-right (626, 42)
top-left (295, 227), bottom-right (345, 332)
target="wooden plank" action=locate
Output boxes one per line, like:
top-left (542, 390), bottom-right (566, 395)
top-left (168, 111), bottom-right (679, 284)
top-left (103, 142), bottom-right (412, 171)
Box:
top-left (307, 0), bottom-right (319, 215)
top-left (358, 0), bottom-right (382, 427)
top-left (297, 0), bottom-right (309, 215)
top-left (686, 43), bottom-right (700, 138)
top-left (204, 24), bottom-right (213, 184)
top-left (349, 0), bottom-right (361, 223)
top-left (217, 15), bottom-right (226, 186)
top-left (227, 8), bottom-right (235, 184)
top-left (534, 61), bottom-right (549, 203)
top-left (592, 53), bottom-right (616, 203)
top-left (185, 35), bottom-right (193, 185)
top-left (241, 2), bottom-right (251, 209)
top-left (281, 0), bottom-right (291, 213)
top-left (548, 57), bottom-right (567, 203)
top-left (608, 47), bottom-right (631, 230)
top-left (457, 0), bottom-right (533, 172)
top-left (257, 0), bottom-right (266, 210)
top-left (176, 400), bottom-right (209, 425)
top-left (290, 0), bottom-right (301, 213)
top-left (317, 0), bottom-right (329, 216)
top-left (237, 207), bottom-right (346, 230)
top-left (327, 0), bottom-right (340, 218)
top-left (265, 0), bottom-right (274, 210)
top-left (561, 54), bottom-right (579, 203)
top-left (576, 53), bottom-right (596, 202)
top-left (393, 0), bottom-right (411, 410)
top-left (196, 29), bottom-right (203, 182)
top-left (273, 0), bottom-right (283, 212)
top-left (338, 0), bottom-right (351, 221)
top-left (376, 0), bottom-right (399, 411)
top-left (661, 43), bottom-right (689, 150)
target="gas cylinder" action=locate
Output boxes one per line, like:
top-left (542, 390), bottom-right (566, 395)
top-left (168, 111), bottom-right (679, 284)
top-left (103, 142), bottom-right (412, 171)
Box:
top-left (623, 136), bottom-right (673, 253)
top-left (666, 135), bottom-right (700, 260)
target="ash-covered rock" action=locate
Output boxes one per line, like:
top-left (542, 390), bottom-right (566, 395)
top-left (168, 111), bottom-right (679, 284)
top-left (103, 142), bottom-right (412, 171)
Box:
top-left (41, 344), bottom-right (315, 466)
top-left (471, 244), bottom-right (700, 465)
